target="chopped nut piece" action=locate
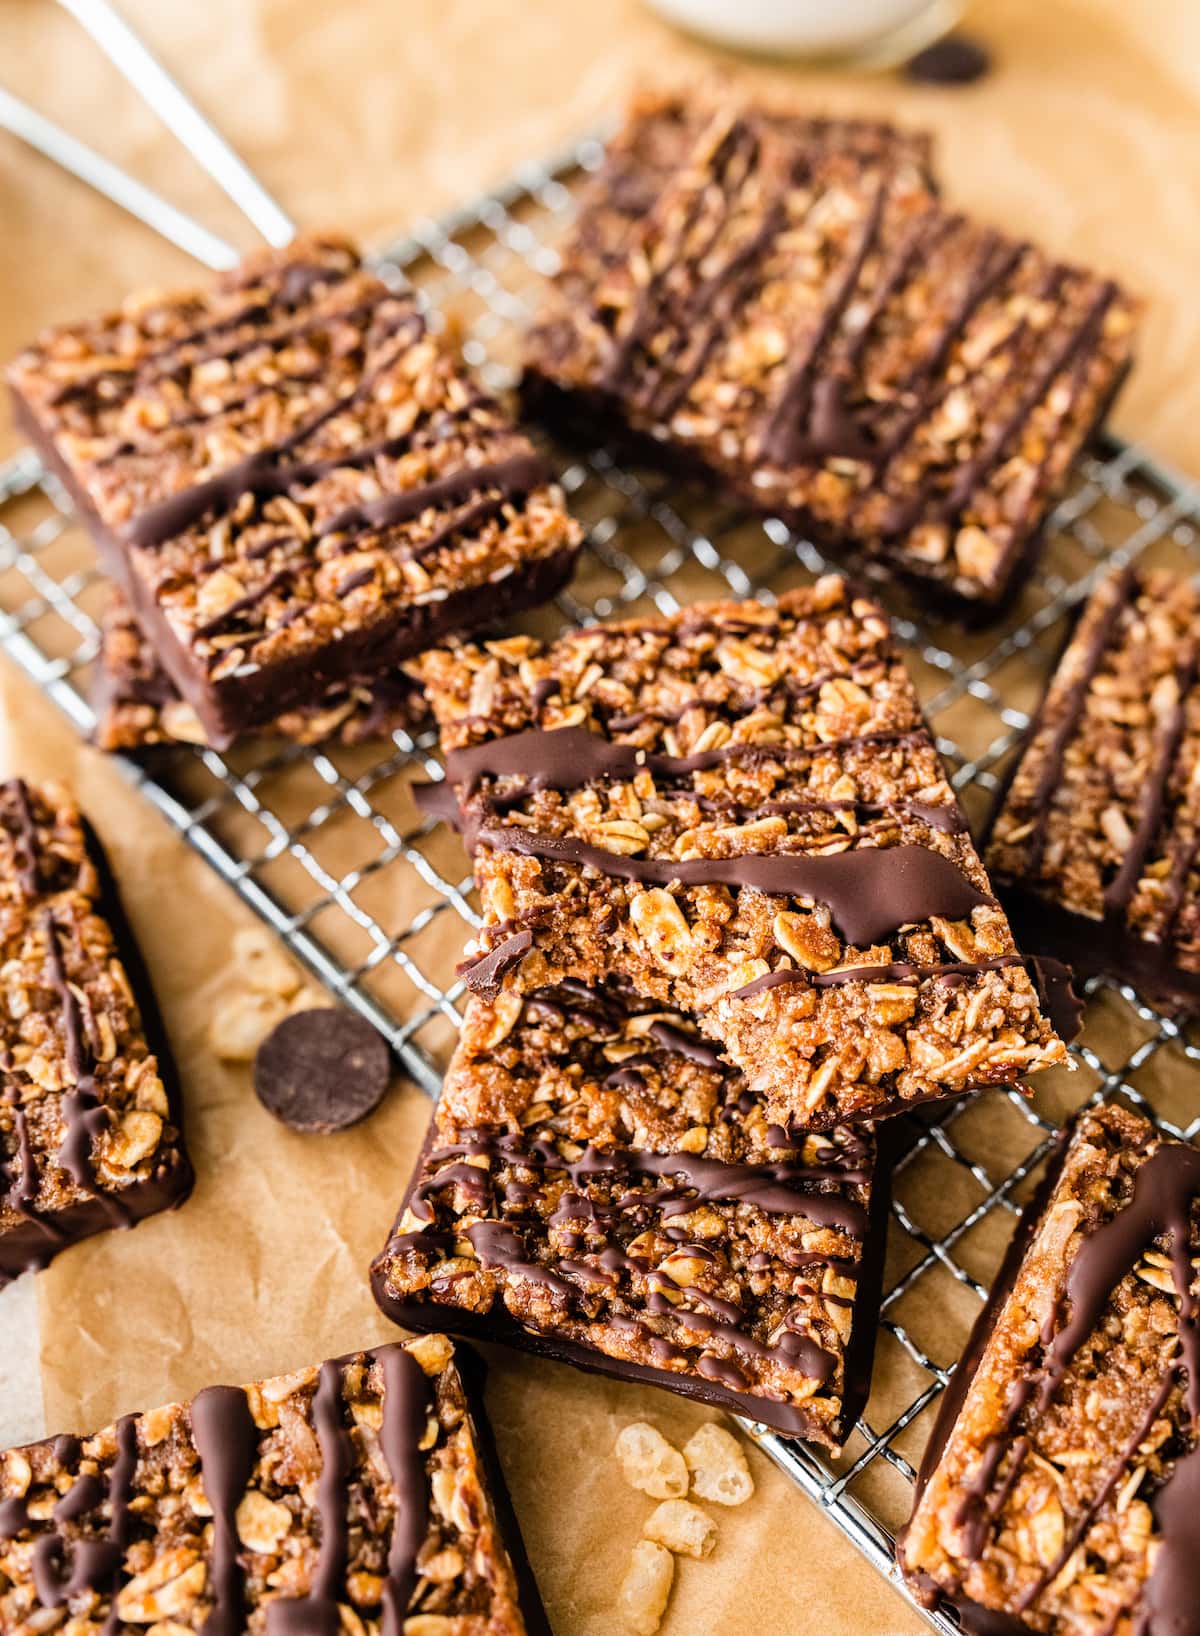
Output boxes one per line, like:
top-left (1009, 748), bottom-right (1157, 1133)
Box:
top-left (618, 1539), bottom-right (675, 1635)
top-left (683, 1424), bottom-right (755, 1506)
top-left (616, 1423), bottom-right (689, 1500)
top-left (643, 1498), bottom-right (718, 1558)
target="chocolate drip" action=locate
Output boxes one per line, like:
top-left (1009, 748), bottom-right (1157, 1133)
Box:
top-left (2, 1100), bottom-right (63, 1243)
top-left (0, 1496), bottom-right (29, 1538)
top-left (647, 1021), bottom-right (724, 1070)
top-left (266, 1363), bottom-right (352, 1636)
top-left (417, 1133), bottom-right (868, 1238)
top-left (442, 722), bottom-right (922, 797)
top-left (376, 1346), bottom-right (433, 1636)
top-left (1023, 567), bottom-right (1139, 873)
top-left (52, 1472), bottom-right (103, 1524)
top-left (1024, 956), bottom-right (1085, 1045)
top-left (191, 1386), bottom-right (259, 1636)
top-left (196, 567), bottom-right (295, 639)
top-left (457, 930), bottom-right (532, 995)
top-left (316, 453), bottom-right (548, 543)
top-left (5, 779), bottom-right (42, 896)
top-left (470, 822), bottom-right (990, 949)
top-left (733, 954), bottom-right (1024, 999)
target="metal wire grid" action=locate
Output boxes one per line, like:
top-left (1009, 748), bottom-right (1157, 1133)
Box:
top-left (2, 135), bottom-right (1200, 1632)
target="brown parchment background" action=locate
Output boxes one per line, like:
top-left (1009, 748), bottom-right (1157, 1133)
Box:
top-left (1, 0), bottom-right (1199, 1631)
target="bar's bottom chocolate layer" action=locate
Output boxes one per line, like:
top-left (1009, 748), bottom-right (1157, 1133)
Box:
top-left (13, 389), bottom-right (578, 750)
top-left (0, 810), bottom-right (193, 1287)
top-left (998, 883), bottom-right (1200, 1016)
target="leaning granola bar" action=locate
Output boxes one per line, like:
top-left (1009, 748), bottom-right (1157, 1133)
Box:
top-left (9, 234), bottom-right (580, 749)
top-left (899, 1101), bottom-right (1200, 1635)
top-left (0, 1337), bottom-right (549, 1635)
top-left (410, 577), bottom-right (1068, 1129)
top-left (985, 567), bottom-right (1200, 1014)
top-left (0, 779), bottom-right (191, 1286)
top-left (372, 978), bottom-right (889, 1446)
top-left (523, 91), bottom-right (1138, 617)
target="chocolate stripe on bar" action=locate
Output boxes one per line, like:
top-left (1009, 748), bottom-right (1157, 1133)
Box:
top-left (732, 954), bottom-right (1025, 998)
top-left (1, 1098), bottom-right (64, 1246)
top-left (1104, 647), bottom-right (1198, 916)
top-left (266, 1361), bottom-right (353, 1636)
top-left (470, 823), bottom-right (990, 948)
top-left (694, 794), bottom-right (967, 834)
top-left (931, 280), bottom-right (1118, 528)
top-left (760, 177), bottom-right (890, 467)
top-left (376, 1345), bottom-right (433, 1636)
top-left (1024, 566), bottom-right (1140, 875)
top-left (462, 1218), bottom-right (837, 1386)
top-left (122, 308), bottom-right (431, 552)
top-left (191, 1386), bottom-right (258, 1636)
top-left (316, 453), bottom-right (548, 542)
top-left (442, 722), bottom-right (924, 795)
top-left (414, 1133), bottom-right (869, 1237)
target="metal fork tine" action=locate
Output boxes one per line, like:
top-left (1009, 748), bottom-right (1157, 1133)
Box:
top-left (56, 0), bottom-right (296, 247)
top-left (0, 86), bottom-right (239, 269)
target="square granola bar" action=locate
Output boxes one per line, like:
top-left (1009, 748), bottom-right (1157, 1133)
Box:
top-left (410, 577), bottom-right (1069, 1129)
top-left (372, 978), bottom-right (890, 1446)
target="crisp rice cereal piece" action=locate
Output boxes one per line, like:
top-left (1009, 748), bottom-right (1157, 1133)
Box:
top-left (683, 1424), bottom-right (754, 1507)
top-left (233, 926), bottom-right (302, 997)
top-left (209, 990), bottom-right (289, 1061)
top-left (619, 1539), bottom-right (675, 1635)
top-left (615, 1422), bottom-right (689, 1500)
top-left (643, 1498), bottom-right (717, 1559)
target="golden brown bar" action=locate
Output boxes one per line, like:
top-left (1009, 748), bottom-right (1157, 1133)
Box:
top-left (0, 1337), bottom-right (549, 1634)
top-left (900, 1102), bottom-right (1200, 1635)
top-left (410, 577), bottom-right (1068, 1129)
top-left (0, 780), bottom-right (191, 1286)
top-left (9, 235), bottom-right (580, 750)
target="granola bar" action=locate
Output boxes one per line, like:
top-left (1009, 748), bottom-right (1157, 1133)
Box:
top-left (523, 91), bottom-right (1138, 618)
top-left (92, 590), bottom-right (425, 752)
top-left (0, 1336), bottom-right (550, 1635)
top-left (371, 978), bottom-right (890, 1446)
top-left (561, 85), bottom-right (935, 284)
top-left (409, 577), bottom-right (1069, 1129)
top-left (985, 568), bottom-right (1200, 1014)
top-left (899, 1101), bottom-right (1200, 1635)
top-left (8, 234), bottom-right (580, 751)
top-left (0, 779), bottom-right (192, 1287)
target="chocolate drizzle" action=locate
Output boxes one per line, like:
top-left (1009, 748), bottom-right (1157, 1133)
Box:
top-left (266, 1362), bottom-right (353, 1636)
top-left (316, 452), bottom-right (548, 544)
top-left (414, 1132), bottom-right (869, 1238)
top-left (953, 1135), bottom-right (1200, 1630)
top-left (191, 1386), bottom-right (259, 1636)
top-left (457, 930), bottom-right (532, 995)
top-left (377, 1346), bottom-right (433, 1636)
top-left (4, 779), bottom-right (42, 897)
top-left (470, 823), bottom-right (990, 948)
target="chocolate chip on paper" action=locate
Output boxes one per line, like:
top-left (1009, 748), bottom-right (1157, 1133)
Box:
top-left (253, 1007), bottom-right (391, 1133)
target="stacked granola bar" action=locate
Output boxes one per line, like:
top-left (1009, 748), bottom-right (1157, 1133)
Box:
top-left (373, 578), bottom-right (1070, 1439)
top-left (8, 234), bottom-right (581, 753)
top-left (524, 89), bottom-right (1139, 618)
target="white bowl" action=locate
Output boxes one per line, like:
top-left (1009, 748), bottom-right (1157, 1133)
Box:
top-left (644, 0), bottom-right (957, 61)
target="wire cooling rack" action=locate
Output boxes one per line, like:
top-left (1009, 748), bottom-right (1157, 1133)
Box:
top-left (3, 135), bottom-right (1200, 1633)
